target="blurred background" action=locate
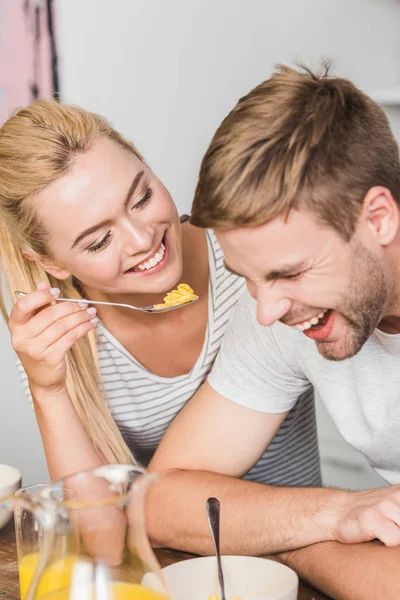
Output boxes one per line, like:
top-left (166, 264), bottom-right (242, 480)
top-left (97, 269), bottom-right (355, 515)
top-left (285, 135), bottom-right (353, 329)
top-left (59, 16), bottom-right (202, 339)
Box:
top-left (1, 0), bottom-right (399, 487)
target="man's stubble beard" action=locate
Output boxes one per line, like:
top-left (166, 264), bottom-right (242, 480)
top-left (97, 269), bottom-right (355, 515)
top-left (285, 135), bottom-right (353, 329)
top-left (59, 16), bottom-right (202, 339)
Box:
top-left (317, 243), bottom-right (392, 361)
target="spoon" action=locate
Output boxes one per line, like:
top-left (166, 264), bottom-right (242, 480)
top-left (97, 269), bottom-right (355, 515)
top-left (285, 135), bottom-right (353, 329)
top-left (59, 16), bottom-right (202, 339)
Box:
top-left (206, 497), bottom-right (227, 600)
top-left (14, 291), bottom-right (198, 314)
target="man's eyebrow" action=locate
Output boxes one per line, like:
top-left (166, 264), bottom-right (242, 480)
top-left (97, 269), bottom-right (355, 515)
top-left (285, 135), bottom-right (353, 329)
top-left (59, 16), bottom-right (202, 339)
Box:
top-left (223, 261), bottom-right (244, 278)
top-left (71, 170), bottom-right (145, 250)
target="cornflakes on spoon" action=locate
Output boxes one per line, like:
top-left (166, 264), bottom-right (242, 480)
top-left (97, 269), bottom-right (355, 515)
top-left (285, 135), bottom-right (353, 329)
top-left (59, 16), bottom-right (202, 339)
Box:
top-left (154, 283), bottom-right (198, 310)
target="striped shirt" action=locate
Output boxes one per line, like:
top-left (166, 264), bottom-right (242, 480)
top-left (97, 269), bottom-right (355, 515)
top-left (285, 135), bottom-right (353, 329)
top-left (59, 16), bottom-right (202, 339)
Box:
top-left (18, 229), bottom-right (321, 485)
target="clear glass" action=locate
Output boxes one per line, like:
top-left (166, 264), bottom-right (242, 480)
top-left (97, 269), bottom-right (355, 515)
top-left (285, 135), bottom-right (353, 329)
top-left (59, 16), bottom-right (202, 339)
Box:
top-left (15, 484), bottom-right (76, 600)
top-left (0, 465), bottom-right (171, 600)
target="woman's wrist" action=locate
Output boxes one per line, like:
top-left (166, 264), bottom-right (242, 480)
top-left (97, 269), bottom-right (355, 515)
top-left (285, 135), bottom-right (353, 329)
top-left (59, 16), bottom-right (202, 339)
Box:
top-left (30, 382), bottom-right (71, 409)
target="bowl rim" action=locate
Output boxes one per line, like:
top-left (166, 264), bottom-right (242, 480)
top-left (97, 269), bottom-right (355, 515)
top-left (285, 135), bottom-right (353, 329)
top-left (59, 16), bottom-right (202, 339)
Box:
top-left (0, 463), bottom-right (22, 488)
top-left (162, 554), bottom-right (299, 592)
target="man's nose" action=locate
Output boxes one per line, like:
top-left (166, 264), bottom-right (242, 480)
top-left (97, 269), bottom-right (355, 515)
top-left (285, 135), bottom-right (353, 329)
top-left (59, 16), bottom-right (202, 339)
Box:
top-left (246, 279), bottom-right (257, 299)
top-left (255, 286), bottom-right (292, 327)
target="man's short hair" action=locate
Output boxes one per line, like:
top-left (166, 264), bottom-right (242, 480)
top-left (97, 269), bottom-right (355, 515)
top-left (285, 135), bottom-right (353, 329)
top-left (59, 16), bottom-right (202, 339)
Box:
top-left (191, 64), bottom-right (400, 240)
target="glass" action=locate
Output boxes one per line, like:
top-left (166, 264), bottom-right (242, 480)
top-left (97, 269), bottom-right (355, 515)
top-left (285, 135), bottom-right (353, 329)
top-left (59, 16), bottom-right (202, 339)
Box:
top-left (0, 465), bottom-right (171, 600)
top-left (15, 484), bottom-right (76, 600)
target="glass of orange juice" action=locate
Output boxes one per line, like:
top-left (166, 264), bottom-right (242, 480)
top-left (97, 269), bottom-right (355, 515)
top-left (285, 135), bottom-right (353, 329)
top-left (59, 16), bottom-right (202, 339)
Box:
top-left (13, 466), bottom-right (171, 600)
top-left (14, 483), bottom-right (77, 600)
top-left (36, 583), bottom-right (168, 599)
top-left (36, 581), bottom-right (169, 599)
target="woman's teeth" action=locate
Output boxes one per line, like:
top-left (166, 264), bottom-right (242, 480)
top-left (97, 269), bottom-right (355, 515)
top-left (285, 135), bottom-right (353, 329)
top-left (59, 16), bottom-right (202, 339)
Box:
top-left (136, 243), bottom-right (165, 271)
top-left (295, 310), bottom-right (327, 332)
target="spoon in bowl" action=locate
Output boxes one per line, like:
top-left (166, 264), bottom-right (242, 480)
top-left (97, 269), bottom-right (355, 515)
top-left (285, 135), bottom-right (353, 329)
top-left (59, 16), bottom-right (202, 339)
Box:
top-left (206, 497), bottom-right (227, 600)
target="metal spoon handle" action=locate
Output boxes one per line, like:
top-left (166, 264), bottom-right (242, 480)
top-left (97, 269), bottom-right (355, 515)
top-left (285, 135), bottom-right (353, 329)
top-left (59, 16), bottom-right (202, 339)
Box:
top-left (206, 497), bottom-right (226, 600)
top-left (14, 290), bottom-right (198, 314)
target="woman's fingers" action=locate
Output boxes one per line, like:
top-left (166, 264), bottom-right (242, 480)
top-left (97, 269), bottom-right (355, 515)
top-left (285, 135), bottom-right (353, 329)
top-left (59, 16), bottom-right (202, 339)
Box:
top-left (8, 284), bottom-right (98, 391)
top-left (25, 308), bottom-right (98, 359)
top-left (33, 318), bottom-right (99, 366)
top-left (20, 300), bottom-right (93, 340)
top-left (10, 287), bottom-right (62, 326)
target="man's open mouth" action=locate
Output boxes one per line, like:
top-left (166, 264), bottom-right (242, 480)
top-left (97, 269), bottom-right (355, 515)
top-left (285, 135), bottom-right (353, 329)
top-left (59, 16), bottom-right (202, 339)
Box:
top-left (293, 309), bottom-right (333, 332)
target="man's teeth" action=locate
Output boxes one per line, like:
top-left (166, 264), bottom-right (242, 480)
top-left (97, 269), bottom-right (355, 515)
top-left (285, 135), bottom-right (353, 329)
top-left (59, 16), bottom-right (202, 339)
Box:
top-left (295, 311), bottom-right (327, 332)
top-left (136, 243), bottom-right (165, 271)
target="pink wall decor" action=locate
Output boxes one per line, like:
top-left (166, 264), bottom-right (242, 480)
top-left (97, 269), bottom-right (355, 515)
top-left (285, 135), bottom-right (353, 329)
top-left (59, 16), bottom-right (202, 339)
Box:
top-left (0, 0), bottom-right (59, 125)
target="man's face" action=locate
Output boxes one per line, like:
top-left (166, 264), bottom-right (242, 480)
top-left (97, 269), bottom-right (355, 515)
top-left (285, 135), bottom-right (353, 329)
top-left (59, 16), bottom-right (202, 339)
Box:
top-left (216, 210), bottom-right (392, 361)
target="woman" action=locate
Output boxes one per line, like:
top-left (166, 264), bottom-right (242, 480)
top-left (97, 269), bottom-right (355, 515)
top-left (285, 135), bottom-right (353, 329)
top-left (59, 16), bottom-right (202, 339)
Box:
top-left (0, 100), bottom-right (320, 484)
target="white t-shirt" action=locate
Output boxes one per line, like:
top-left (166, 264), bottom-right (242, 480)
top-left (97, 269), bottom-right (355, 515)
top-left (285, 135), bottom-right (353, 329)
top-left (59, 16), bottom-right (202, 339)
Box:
top-left (208, 289), bottom-right (400, 485)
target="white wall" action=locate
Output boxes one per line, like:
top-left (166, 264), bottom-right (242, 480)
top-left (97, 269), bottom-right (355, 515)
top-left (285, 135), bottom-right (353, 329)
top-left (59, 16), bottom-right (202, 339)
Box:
top-left (0, 322), bottom-right (47, 485)
top-left (1, 0), bottom-right (399, 486)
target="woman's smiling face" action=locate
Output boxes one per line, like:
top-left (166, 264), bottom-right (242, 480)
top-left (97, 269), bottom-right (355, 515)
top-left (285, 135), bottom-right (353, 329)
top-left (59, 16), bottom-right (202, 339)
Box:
top-left (34, 136), bottom-right (183, 296)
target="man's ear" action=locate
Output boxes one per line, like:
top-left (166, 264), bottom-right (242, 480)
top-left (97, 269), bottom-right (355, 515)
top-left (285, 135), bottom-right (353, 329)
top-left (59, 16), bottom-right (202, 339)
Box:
top-left (361, 186), bottom-right (399, 247)
top-left (22, 248), bottom-right (71, 280)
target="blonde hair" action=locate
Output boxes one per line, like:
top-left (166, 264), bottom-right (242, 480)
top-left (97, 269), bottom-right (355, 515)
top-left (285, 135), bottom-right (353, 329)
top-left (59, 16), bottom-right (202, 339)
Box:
top-left (191, 64), bottom-right (400, 239)
top-left (0, 99), bottom-right (142, 465)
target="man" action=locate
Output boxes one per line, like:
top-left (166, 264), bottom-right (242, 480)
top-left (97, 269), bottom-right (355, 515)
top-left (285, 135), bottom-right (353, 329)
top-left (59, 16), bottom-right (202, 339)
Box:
top-left (147, 65), bottom-right (400, 598)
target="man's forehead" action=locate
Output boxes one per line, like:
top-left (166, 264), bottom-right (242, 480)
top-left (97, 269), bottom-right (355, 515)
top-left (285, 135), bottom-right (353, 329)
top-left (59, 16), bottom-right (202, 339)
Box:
top-left (215, 219), bottom-right (288, 258)
top-left (214, 209), bottom-right (328, 249)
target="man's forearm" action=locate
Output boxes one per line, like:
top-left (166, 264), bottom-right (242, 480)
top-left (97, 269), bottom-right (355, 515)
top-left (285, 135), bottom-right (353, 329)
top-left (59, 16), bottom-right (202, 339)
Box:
top-left (146, 469), bottom-right (350, 554)
top-left (277, 541), bottom-right (400, 600)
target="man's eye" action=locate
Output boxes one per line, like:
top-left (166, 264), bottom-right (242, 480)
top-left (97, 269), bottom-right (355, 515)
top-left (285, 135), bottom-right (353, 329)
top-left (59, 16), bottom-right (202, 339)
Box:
top-left (132, 187), bottom-right (153, 210)
top-left (282, 272), bottom-right (303, 280)
top-left (87, 231), bottom-right (112, 253)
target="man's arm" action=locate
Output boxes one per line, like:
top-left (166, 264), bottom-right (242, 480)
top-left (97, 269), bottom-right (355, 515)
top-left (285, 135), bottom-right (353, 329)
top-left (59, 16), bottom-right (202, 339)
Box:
top-left (277, 541), bottom-right (400, 600)
top-left (148, 381), bottom-right (400, 555)
top-left (147, 382), bottom-right (347, 555)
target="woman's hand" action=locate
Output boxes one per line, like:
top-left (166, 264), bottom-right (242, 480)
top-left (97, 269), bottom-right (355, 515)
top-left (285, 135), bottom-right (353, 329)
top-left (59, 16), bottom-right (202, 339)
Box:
top-left (9, 282), bottom-right (98, 394)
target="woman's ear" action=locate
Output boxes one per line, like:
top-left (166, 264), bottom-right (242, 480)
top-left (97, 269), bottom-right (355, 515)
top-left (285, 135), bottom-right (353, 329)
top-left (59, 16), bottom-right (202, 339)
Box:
top-left (39, 263), bottom-right (71, 280)
top-left (21, 248), bottom-right (35, 262)
top-left (22, 248), bottom-right (71, 280)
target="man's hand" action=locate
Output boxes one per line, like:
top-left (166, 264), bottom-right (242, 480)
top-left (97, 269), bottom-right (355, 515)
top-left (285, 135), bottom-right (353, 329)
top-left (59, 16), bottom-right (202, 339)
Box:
top-left (335, 485), bottom-right (400, 546)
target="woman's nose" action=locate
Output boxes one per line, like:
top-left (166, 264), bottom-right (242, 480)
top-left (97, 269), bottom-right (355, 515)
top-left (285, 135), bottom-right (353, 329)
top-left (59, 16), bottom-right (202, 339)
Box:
top-left (122, 223), bottom-right (155, 256)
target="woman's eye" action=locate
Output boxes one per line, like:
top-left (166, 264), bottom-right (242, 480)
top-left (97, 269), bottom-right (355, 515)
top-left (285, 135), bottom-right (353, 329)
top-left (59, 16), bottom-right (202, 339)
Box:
top-left (132, 187), bottom-right (153, 210)
top-left (87, 231), bottom-right (112, 253)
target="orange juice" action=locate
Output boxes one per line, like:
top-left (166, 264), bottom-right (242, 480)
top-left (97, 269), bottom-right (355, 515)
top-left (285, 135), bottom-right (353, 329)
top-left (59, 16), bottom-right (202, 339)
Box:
top-left (19, 553), bottom-right (168, 600)
top-left (19, 553), bottom-right (77, 600)
top-left (38, 582), bottom-right (168, 599)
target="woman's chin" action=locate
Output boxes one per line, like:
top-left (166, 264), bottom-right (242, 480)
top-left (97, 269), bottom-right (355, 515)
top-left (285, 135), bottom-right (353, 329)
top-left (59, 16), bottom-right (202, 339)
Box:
top-left (120, 264), bottom-right (183, 296)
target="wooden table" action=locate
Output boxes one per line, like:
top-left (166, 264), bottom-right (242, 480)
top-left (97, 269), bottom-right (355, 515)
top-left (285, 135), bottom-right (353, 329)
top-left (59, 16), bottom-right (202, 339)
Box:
top-left (0, 520), bottom-right (329, 599)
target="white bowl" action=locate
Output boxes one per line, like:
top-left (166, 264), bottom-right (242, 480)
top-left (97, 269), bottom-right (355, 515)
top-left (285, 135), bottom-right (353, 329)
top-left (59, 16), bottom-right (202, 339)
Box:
top-left (0, 464), bottom-right (21, 529)
top-left (162, 555), bottom-right (298, 600)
